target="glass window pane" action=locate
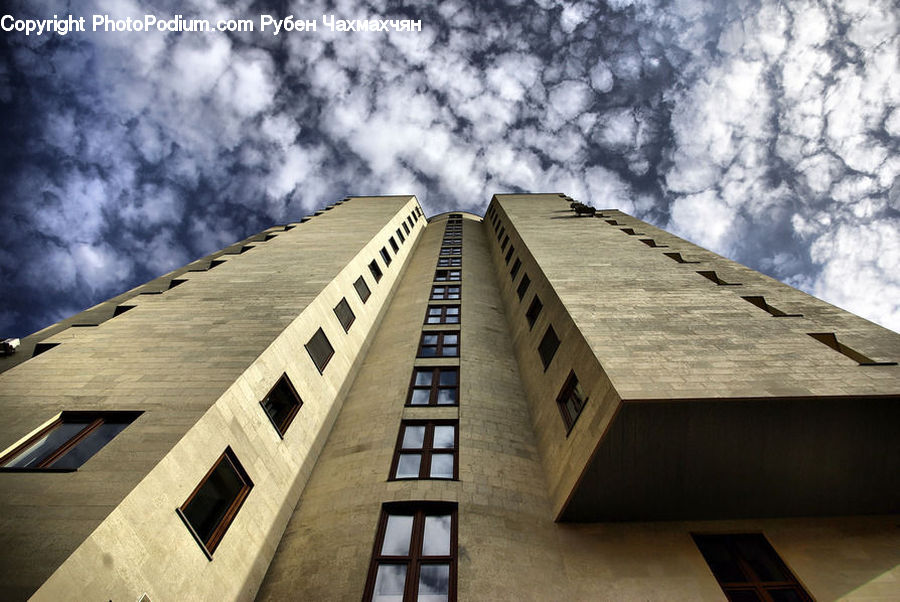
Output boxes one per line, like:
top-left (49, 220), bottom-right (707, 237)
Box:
top-left (52, 421), bottom-right (131, 469)
top-left (402, 426), bottom-right (426, 449)
top-left (4, 422), bottom-right (87, 468)
top-left (373, 564), bottom-right (407, 601)
top-left (423, 335), bottom-right (438, 345)
top-left (381, 515), bottom-right (413, 555)
top-left (432, 426), bottom-right (455, 448)
top-left (438, 371), bottom-right (457, 385)
top-left (182, 458), bottom-right (246, 544)
top-left (436, 389), bottom-right (457, 405)
top-left (766, 589), bottom-right (805, 602)
top-left (446, 316), bottom-right (459, 324)
top-left (724, 592), bottom-right (763, 602)
top-left (428, 308), bottom-right (441, 316)
top-left (736, 538), bottom-right (790, 582)
top-left (396, 454), bottom-right (422, 479)
top-left (444, 334), bottom-right (458, 344)
top-left (442, 346), bottom-right (457, 356)
top-left (430, 454), bottom-right (454, 479)
top-left (415, 371), bottom-right (433, 386)
top-left (421, 347), bottom-right (437, 357)
top-left (422, 515), bottom-right (452, 556)
top-left (410, 390), bottom-right (430, 405)
top-left (697, 539), bottom-right (746, 583)
top-left (446, 307), bottom-right (459, 315)
top-left (417, 564), bottom-right (450, 601)
top-left (426, 317), bottom-right (440, 324)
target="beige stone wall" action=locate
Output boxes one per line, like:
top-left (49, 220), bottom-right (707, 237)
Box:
top-left (0, 197), bottom-right (423, 600)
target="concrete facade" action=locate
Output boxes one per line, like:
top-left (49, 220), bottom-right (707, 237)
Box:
top-left (0, 194), bottom-right (898, 601)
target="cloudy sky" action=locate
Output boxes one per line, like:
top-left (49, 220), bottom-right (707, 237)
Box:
top-left (1, 0), bottom-right (898, 337)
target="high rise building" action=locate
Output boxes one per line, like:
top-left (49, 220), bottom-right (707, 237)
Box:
top-left (0, 194), bottom-right (897, 601)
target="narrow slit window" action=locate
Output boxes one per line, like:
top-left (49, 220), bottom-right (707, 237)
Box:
top-left (742, 296), bottom-right (802, 318)
top-left (510, 258), bottom-right (521, 280)
top-left (305, 328), bottom-right (334, 373)
top-left (505, 246), bottom-right (514, 264)
top-left (556, 371), bottom-right (588, 433)
top-left (693, 534), bottom-right (813, 602)
top-left (403, 222), bottom-right (410, 235)
top-left (640, 239), bottom-right (667, 248)
top-left (369, 260), bottom-right (383, 283)
top-left (664, 252), bottom-right (699, 264)
top-left (396, 229), bottom-right (405, 243)
top-left (334, 298), bottom-right (356, 332)
top-left (354, 276), bottom-right (372, 303)
top-left (259, 374), bottom-right (303, 437)
top-left (501, 235), bottom-right (509, 251)
top-left (390, 237), bottom-right (399, 253)
top-left (526, 296), bottom-right (543, 329)
top-left (808, 333), bottom-right (897, 366)
top-left (620, 227), bottom-right (643, 235)
top-left (178, 447), bottom-right (253, 557)
top-left (407, 367), bottom-right (459, 406)
top-left (0, 411), bottom-right (141, 471)
top-left (697, 271), bottom-right (740, 286)
top-left (516, 274), bottom-right (531, 300)
top-left (380, 247), bottom-right (392, 266)
top-left (497, 227), bottom-right (505, 242)
top-left (538, 325), bottom-right (560, 371)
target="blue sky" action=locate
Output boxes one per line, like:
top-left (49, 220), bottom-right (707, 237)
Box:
top-left (1, 0), bottom-right (898, 337)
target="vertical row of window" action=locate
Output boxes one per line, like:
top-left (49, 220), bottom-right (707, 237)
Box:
top-left (487, 204), bottom-right (587, 434)
top-left (366, 214), bottom-right (462, 602)
top-left (1, 205), bottom-right (428, 562)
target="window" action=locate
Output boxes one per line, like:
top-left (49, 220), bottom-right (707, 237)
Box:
top-left (390, 421), bottom-right (458, 480)
top-left (505, 246), bottom-right (514, 264)
top-left (439, 247), bottom-right (461, 256)
top-left (370, 260), bottom-right (383, 283)
top-left (390, 237), bottom-right (400, 253)
top-left (425, 305), bottom-right (460, 324)
top-left (556, 371), bottom-right (587, 432)
top-left (403, 222), bottom-right (410, 235)
top-left (407, 216), bottom-right (414, 229)
top-left (177, 447), bottom-right (252, 557)
top-left (663, 252), bottom-right (699, 264)
top-left (434, 269), bottom-right (461, 282)
top-left (538, 325), bottom-right (560, 371)
top-left (510, 258), bottom-right (521, 280)
top-left (742, 296), bottom-right (802, 318)
top-left (418, 332), bottom-right (459, 357)
top-left (437, 257), bottom-right (461, 267)
top-left (305, 327), bottom-right (334, 373)
top-left (807, 333), bottom-right (895, 366)
top-left (501, 235), bottom-right (509, 251)
top-left (497, 226), bottom-right (505, 242)
top-left (442, 238), bottom-right (462, 247)
top-left (363, 503), bottom-right (457, 602)
top-left (431, 285), bottom-right (460, 300)
top-left (407, 367), bottom-right (458, 406)
top-left (334, 297), bottom-right (356, 332)
top-left (381, 247), bottom-right (392, 266)
top-left (354, 276), bottom-right (372, 303)
top-left (526, 296), bottom-right (543, 329)
top-left (693, 534), bottom-right (813, 602)
top-left (396, 228), bottom-right (405, 243)
top-left (0, 411), bottom-right (141, 471)
top-left (516, 274), bottom-right (531, 300)
top-left (697, 271), bottom-right (740, 286)
top-left (260, 374), bottom-right (303, 437)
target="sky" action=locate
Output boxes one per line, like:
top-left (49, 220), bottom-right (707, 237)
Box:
top-left (0, 0), bottom-right (898, 338)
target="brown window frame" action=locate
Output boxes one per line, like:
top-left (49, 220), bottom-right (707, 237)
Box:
top-left (389, 420), bottom-right (459, 480)
top-left (259, 374), bottom-right (303, 437)
top-left (417, 331), bottom-right (460, 358)
top-left (526, 295), bottom-right (543, 329)
top-left (424, 305), bottom-right (460, 325)
top-left (406, 367), bottom-right (459, 406)
top-left (177, 447), bottom-right (253, 559)
top-left (354, 276), bottom-right (372, 303)
top-left (692, 533), bottom-right (813, 602)
top-left (305, 327), bottom-right (335, 373)
top-left (430, 285), bottom-right (460, 300)
top-left (363, 502), bottom-right (458, 602)
top-left (556, 371), bottom-right (588, 433)
top-left (434, 269), bottom-right (461, 282)
top-left (333, 297), bottom-right (356, 332)
top-left (538, 325), bottom-right (560, 371)
top-left (0, 411), bottom-right (141, 471)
